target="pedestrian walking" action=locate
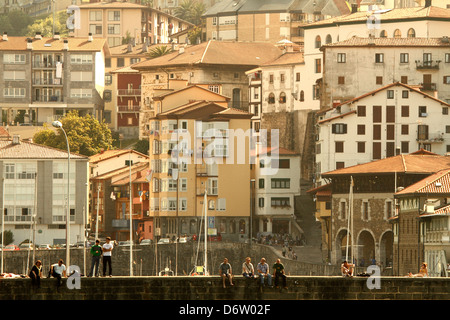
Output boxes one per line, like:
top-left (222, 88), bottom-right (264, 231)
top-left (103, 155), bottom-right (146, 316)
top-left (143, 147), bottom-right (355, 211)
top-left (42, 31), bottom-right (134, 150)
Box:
top-left (88, 239), bottom-right (102, 277)
top-left (102, 237), bottom-right (114, 277)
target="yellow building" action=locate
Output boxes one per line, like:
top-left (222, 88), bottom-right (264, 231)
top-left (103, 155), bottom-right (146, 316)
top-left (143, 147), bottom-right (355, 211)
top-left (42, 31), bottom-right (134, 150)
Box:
top-left (147, 86), bottom-right (254, 242)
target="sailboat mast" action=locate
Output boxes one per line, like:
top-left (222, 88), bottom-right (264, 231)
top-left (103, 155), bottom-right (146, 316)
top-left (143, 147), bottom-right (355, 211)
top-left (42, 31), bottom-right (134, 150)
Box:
top-left (204, 190), bottom-right (208, 275)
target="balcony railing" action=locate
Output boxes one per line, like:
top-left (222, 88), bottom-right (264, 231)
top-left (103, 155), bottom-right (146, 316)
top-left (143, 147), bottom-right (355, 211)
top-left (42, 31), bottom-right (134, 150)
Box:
top-left (417, 132), bottom-right (444, 143)
top-left (117, 105), bottom-right (140, 112)
top-left (32, 61), bottom-right (60, 68)
top-left (420, 83), bottom-right (437, 91)
top-left (415, 60), bottom-right (440, 70)
top-left (33, 95), bottom-right (64, 103)
top-left (32, 78), bottom-right (63, 86)
top-left (117, 89), bottom-right (141, 96)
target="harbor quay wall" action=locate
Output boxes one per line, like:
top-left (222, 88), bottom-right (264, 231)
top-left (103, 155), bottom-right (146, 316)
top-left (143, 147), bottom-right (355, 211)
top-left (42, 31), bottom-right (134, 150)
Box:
top-left (1, 243), bottom-right (340, 277)
top-left (1, 276), bottom-right (449, 301)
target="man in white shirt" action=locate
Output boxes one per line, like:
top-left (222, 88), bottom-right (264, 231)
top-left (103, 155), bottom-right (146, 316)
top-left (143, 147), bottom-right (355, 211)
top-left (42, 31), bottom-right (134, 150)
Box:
top-left (49, 259), bottom-right (66, 287)
top-left (102, 237), bottom-right (114, 277)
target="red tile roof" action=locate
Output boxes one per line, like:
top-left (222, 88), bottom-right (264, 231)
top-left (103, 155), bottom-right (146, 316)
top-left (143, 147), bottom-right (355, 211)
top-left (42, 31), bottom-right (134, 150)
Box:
top-left (395, 168), bottom-right (450, 195)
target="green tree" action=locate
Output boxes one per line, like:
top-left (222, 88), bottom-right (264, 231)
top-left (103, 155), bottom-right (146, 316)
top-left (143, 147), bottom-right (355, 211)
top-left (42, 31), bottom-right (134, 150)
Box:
top-left (173, 0), bottom-right (205, 25)
top-left (0, 230), bottom-right (14, 246)
top-left (187, 25), bottom-right (202, 44)
top-left (133, 140), bottom-right (149, 155)
top-left (26, 11), bottom-right (69, 38)
top-left (33, 111), bottom-right (113, 156)
top-left (0, 10), bottom-right (34, 36)
top-left (147, 45), bottom-right (173, 59)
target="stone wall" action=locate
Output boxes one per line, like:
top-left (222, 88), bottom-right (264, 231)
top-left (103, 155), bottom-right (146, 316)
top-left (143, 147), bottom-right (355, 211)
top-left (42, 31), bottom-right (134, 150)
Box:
top-left (1, 243), bottom-right (339, 277)
top-left (2, 276), bottom-right (449, 301)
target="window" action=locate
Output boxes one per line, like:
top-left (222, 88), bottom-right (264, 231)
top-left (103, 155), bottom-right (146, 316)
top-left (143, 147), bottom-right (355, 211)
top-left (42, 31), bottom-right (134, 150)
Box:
top-left (326, 34), bottom-right (332, 44)
top-left (89, 10), bottom-right (102, 21)
top-left (379, 30), bottom-right (387, 38)
top-left (258, 198), bottom-right (265, 208)
top-left (117, 58), bottom-right (124, 67)
top-left (376, 76), bottom-right (383, 85)
top-left (357, 141), bottom-right (365, 153)
top-left (279, 92), bottom-right (286, 103)
top-left (300, 90), bottom-right (304, 101)
top-left (72, 71), bottom-right (92, 82)
top-left (375, 53), bottom-right (384, 63)
top-left (401, 141), bottom-right (409, 153)
top-left (70, 54), bottom-right (92, 64)
top-left (407, 28), bottom-right (415, 38)
top-left (402, 90), bottom-right (409, 98)
top-left (4, 71), bottom-right (25, 81)
top-left (280, 73), bottom-right (285, 83)
top-left (336, 162), bottom-right (345, 169)
top-left (393, 29), bottom-right (401, 38)
top-left (419, 106), bottom-right (427, 117)
top-left (4, 88), bottom-right (25, 97)
top-left (271, 179), bottom-right (290, 189)
top-left (401, 124), bottom-right (408, 135)
top-left (315, 35), bottom-right (321, 48)
top-left (271, 197), bottom-right (290, 207)
top-left (387, 90), bottom-right (394, 99)
top-left (296, 73), bottom-right (300, 82)
top-left (357, 105), bottom-right (366, 117)
top-left (362, 201), bottom-right (370, 220)
top-left (108, 24), bottom-right (120, 35)
top-left (315, 59), bottom-right (321, 73)
top-left (338, 76), bottom-right (345, 85)
top-left (70, 88), bottom-right (92, 98)
top-left (217, 198), bottom-right (226, 211)
top-left (401, 105), bottom-right (409, 117)
top-left (4, 54), bottom-right (25, 64)
top-left (444, 76), bottom-right (450, 84)
top-left (105, 73), bottom-right (112, 85)
top-left (357, 124), bottom-right (365, 135)
top-left (313, 85), bottom-right (320, 100)
top-left (103, 90), bottom-right (111, 102)
top-left (332, 123), bottom-right (347, 134)
top-left (269, 74), bottom-right (274, 83)
top-left (108, 10), bottom-right (120, 21)
top-left (89, 24), bottom-right (102, 35)
top-left (400, 53), bottom-right (409, 63)
top-left (446, 53), bottom-right (450, 63)
top-left (268, 93), bottom-right (275, 104)
top-left (337, 53), bottom-right (346, 63)
top-left (443, 107), bottom-right (449, 115)
top-left (401, 76), bottom-right (408, 84)
top-left (259, 179), bottom-right (264, 189)
top-left (335, 141), bottom-right (344, 153)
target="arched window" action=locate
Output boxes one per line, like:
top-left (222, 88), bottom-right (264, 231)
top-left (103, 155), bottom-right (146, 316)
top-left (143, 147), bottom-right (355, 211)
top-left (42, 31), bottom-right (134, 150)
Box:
top-left (300, 90), bottom-right (304, 102)
top-left (279, 92), bottom-right (286, 104)
top-left (379, 30), bottom-right (387, 38)
top-left (268, 93), bottom-right (275, 104)
top-left (315, 35), bottom-right (321, 48)
top-left (325, 34), bottom-right (332, 44)
top-left (208, 200), bottom-right (215, 210)
top-left (407, 28), bottom-right (416, 38)
top-left (393, 29), bottom-right (401, 38)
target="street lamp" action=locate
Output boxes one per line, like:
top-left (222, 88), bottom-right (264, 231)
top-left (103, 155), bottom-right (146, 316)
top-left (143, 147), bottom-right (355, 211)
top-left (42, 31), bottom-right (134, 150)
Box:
top-left (52, 120), bottom-right (71, 271)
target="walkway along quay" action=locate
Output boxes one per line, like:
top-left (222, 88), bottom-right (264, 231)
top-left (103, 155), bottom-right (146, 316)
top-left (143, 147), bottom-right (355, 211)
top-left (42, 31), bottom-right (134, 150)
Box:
top-left (1, 276), bottom-right (449, 300)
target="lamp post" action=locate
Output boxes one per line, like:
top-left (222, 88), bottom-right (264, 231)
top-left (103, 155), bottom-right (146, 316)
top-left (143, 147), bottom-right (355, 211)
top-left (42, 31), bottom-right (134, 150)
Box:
top-left (52, 120), bottom-right (70, 271)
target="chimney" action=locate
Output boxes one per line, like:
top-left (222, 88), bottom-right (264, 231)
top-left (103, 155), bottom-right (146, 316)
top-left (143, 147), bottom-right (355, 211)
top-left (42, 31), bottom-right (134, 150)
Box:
top-left (351, 3), bottom-right (358, 13)
top-left (53, 32), bottom-right (60, 40)
top-left (425, 0), bottom-right (431, 7)
top-left (12, 135), bottom-right (20, 145)
top-left (63, 39), bottom-right (69, 50)
top-left (2, 32), bottom-right (7, 41)
top-left (88, 32), bottom-right (93, 42)
top-left (27, 39), bottom-right (33, 50)
top-left (35, 32), bottom-right (42, 40)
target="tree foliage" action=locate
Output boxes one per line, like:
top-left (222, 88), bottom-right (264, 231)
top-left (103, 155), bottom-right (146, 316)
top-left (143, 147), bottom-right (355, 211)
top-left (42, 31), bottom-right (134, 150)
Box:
top-left (147, 45), bottom-right (173, 59)
top-left (173, 0), bottom-right (206, 26)
top-left (26, 11), bottom-right (70, 38)
top-left (0, 10), bottom-right (34, 36)
top-left (33, 111), bottom-right (113, 157)
top-left (0, 230), bottom-right (14, 246)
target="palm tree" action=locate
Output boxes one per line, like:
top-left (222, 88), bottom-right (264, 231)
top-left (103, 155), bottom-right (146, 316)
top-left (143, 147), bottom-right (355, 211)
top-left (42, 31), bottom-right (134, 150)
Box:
top-left (173, 0), bottom-right (205, 25)
top-left (147, 45), bottom-right (173, 59)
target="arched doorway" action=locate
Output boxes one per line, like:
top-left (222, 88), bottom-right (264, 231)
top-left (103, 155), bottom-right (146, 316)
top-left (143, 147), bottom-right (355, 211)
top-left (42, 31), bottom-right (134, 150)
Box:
top-left (380, 230), bottom-right (394, 269)
top-left (357, 230), bottom-right (376, 267)
top-left (335, 228), bottom-right (352, 264)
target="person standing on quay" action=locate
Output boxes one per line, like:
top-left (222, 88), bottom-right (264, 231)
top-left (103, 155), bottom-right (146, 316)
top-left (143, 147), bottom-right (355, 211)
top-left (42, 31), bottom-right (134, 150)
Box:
top-left (102, 237), bottom-right (114, 277)
top-left (88, 239), bottom-right (102, 277)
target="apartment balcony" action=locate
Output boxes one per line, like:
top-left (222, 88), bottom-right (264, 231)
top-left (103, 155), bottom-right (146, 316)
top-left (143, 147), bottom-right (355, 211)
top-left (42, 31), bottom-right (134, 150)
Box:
top-left (117, 89), bottom-right (141, 97)
top-left (32, 78), bottom-right (63, 86)
top-left (420, 83), bottom-right (437, 91)
top-left (32, 61), bottom-right (60, 69)
top-left (417, 132), bottom-right (444, 143)
top-left (117, 105), bottom-right (141, 112)
top-left (32, 95), bottom-right (64, 103)
top-left (415, 60), bottom-right (440, 70)
top-left (424, 230), bottom-right (450, 244)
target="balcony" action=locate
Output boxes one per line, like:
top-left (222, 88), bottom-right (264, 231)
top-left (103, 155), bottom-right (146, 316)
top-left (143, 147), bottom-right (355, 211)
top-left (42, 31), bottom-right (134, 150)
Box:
top-left (33, 95), bottom-right (64, 103)
top-left (420, 83), bottom-right (437, 91)
top-left (117, 105), bottom-right (140, 112)
top-left (415, 60), bottom-right (440, 70)
top-left (32, 78), bottom-right (63, 86)
top-left (417, 132), bottom-right (444, 143)
top-left (117, 89), bottom-right (141, 96)
top-left (32, 61), bottom-right (60, 69)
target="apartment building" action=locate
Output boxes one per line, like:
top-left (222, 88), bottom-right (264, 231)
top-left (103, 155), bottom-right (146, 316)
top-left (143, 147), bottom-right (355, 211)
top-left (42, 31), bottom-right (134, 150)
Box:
top-left (302, 4), bottom-right (450, 110)
top-left (74, 1), bottom-right (193, 47)
top-left (0, 33), bottom-right (109, 125)
top-left (394, 167), bottom-right (450, 277)
top-left (132, 40), bottom-right (283, 139)
top-left (321, 37), bottom-right (450, 107)
top-left (0, 135), bottom-right (89, 246)
top-left (253, 146), bottom-right (302, 238)
top-left (315, 82), bottom-right (450, 184)
top-left (203, 0), bottom-right (349, 45)
top-left (147, 88), bottom-right (253, 242)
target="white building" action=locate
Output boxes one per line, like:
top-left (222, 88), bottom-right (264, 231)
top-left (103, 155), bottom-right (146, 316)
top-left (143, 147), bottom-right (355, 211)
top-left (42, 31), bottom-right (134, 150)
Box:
top-left (253, 146), bottom-right (302, 237)
top-left (0, 135), bottom-right (89, 246)
top-left (321, 37), bottom-right (450, 107)
top-left (301, 4), bottom-right (450, 110)
top-left (315, 82), bottom-right (450, 185)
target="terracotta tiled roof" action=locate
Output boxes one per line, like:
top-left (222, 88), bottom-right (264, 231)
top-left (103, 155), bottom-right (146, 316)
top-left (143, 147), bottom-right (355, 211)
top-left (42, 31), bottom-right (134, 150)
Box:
top-left (132, 41), bottom-right (283, 70)
top-left (307, 183), bottom-right (331, 195)
top-left (0, 36), bottom-right (107, 52)
top-left (156, 101), bottom-right (252, 120)
top-left (322, 37), bottom-right (450, 48)
top-left (94, 161), bottom-right (148, 180)
top-left (322, 153), bottom-right (450, 177)
top-left (152, 85), bottom-right (230, 101)
top-left (304, 6), bottom-right (450, 28)
top-left (0, 139), bottom-right (87, 160)
top-left (261, 51), bottom-right (304, 67)
top-left (395, 168), bottom-right (450, 195)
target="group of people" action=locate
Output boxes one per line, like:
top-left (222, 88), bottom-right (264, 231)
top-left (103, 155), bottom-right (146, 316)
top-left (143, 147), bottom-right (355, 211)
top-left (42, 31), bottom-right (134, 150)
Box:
top-left (340, 260), bottom-right (429, 278)
top-left (28, 237), bottom-right (115, 289)
top-left (218, 257), bottom-right (288, 289)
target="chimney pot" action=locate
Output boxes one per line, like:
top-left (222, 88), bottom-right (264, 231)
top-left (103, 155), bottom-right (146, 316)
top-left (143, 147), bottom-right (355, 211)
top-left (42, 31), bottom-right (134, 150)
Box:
top-left (425, 0), bottom-right (431, 7)
top-left (27, 39), bottom-right (33, 50)
top-left (88, 32), bottom-right (93, 41)
top-left (2, 32), bottom-right (7, 41)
